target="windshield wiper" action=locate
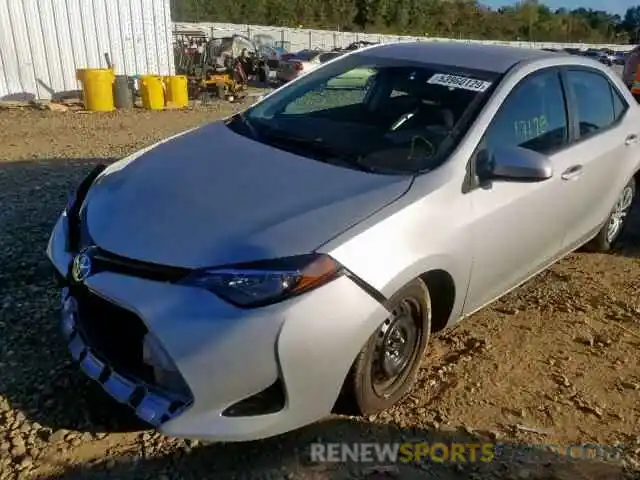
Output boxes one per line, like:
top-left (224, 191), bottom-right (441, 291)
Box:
top-left (259, 128), bottom-right (379, 173)
top-left (228, 112), bottom-right (261, 140)
top-left (240, 113), bottom-right (261, 139)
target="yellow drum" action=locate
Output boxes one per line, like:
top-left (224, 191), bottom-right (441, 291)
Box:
top-left (140, 75), bottom-right (165, 110)
top-left (76, 68), bottom-right (115, 112)
top-left (163, 75), bottom-right (189, 108)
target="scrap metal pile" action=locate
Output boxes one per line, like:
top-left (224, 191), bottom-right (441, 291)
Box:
top-left (173, 31), bottom-right (288, 103)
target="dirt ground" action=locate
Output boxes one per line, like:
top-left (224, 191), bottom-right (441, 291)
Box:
top-left (0, 105), bottom-right (639, 480)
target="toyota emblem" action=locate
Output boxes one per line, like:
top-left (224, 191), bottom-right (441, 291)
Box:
top-left (71, 252), bottom-right (92, 282)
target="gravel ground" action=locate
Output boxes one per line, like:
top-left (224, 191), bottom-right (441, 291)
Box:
top-left (0, 104), bottom-right (639, 480)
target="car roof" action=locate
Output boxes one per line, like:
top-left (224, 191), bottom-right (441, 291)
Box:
top-left (361, 41), bottom-right (560, 74)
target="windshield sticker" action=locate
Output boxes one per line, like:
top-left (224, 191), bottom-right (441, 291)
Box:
top-left (427, 73), bottom-right (492, 92)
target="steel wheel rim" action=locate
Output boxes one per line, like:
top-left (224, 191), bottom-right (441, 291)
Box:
top-left (606, 186), bottom-right (634, 243)
top-left (372, 298), bottom-right (421, 399)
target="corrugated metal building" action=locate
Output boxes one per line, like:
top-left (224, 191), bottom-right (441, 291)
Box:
top-left (0, 0), bottom-right (175, 101)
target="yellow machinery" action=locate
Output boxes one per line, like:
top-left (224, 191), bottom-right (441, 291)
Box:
top-left (76, 68), bottom-right (115, 112)
top-left (201, 73), bottom-right (245, 101)
top-left (140, 75), bottom-right (165, 110)
top-left (195, 62), bottom-right (249, 103)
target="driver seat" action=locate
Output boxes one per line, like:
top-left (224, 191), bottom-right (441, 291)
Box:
top-left (412, 102), bottom-right (455, 130)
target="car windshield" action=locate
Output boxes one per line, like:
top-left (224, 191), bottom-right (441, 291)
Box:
top-left (227, 53), bottom-right (500, 175)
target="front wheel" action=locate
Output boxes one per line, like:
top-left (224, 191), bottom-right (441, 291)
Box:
top-left (587, 177), bottom-right (636, 251)
top-left (338, 279), bottom-right (431, 416)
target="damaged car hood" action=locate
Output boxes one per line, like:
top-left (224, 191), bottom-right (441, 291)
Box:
top-left (83, 121), bottom-right (412, 268)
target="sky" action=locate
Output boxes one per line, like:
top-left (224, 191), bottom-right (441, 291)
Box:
top-left (483, 0), bottom-right (633, 16)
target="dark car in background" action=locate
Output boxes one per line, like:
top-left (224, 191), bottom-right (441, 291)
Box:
top-left (583, 49), bottom-right (613, 66)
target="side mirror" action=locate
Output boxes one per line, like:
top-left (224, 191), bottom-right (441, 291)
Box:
top-left (477, 146), bottom-right (553, 182)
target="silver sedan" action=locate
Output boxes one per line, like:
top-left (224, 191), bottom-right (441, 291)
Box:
top-left (47, 41), bottom-right (639, 442)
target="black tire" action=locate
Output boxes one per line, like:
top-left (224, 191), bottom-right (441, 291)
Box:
top-left (586, 177), bottom-right (636, 252)
top-left (337, 278), bottom-right (431, 416)
top-left (215, 83), bottom-right (225, 100)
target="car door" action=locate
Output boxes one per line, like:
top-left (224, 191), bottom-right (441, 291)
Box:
top-left (557, 67), bottom-right (640, 250)
top-left (463, 68), bottom-right (580, 314)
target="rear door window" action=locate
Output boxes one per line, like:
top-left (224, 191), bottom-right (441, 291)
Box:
top-left (611, 84), bottom-right (629, 121)
top-left (565, 70), bottom-right (619, 138)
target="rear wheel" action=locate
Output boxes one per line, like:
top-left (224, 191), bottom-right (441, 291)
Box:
top-left (339, 279), bottom-right (431, 416)
top-left (587, 177), bottom-right (636, 252)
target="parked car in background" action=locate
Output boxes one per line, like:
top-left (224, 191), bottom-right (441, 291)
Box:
top-left (253, 34), bottom-right (290, 70)
top-left (563, 47), bottom-right (581, 55)
top-left (613, 50), bottom-right (628, 66)
top-left (276, 50), bottom-right (338, 82)
top-left (256, 44), bottom-right (283, 70)
top-left (583, 49), bottom-right (613, 66)
top-left (318, 51), bottom-right (344, 63)
top-left (279, 52), bottom-right (296, 62)
top-left (340, 40), bottom-right (379, 51)
top-left (49, 42), bottom-right (640, 442)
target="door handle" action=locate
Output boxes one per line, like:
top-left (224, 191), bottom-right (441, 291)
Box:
top-left (625, 134), bottom-right (638, 146)
top-left (561, 164), bottom-right (583, 181)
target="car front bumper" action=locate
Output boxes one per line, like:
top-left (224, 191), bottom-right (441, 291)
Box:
top-left (47, 213), bottom-right (388, 441)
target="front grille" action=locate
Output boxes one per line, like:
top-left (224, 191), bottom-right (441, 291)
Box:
top-left (60, 285), bottom-right (193, 427)
top-left (71, 286), bottom-right (154, 385)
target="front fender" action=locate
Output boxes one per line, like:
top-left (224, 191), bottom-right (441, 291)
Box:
top-left (376, 254), bottom-right (468, 326)
top-left (320, 180), bottom-right (474, 329)
top-left (335, 251), bottom-right (469, 329)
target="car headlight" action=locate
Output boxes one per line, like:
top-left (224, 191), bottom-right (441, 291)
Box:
top-left (179, 254), bottom-right (342, 308)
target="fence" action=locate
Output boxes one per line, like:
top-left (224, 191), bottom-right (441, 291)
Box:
top-left (173, 22), bottom-right (636, 53)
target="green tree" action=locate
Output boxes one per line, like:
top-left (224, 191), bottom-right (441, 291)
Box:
top-left (170, 0), bottom-right (634, 44)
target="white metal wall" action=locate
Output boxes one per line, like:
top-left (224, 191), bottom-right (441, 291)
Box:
top-left (0, 0), bottom-right (175, 101)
